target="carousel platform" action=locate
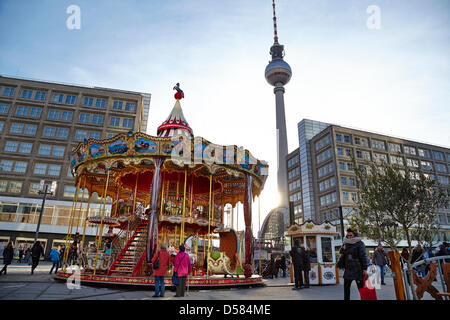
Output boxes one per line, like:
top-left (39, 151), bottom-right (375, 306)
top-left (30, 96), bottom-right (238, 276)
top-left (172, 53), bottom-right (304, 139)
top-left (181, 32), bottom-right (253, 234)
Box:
top-left (54, 271), bottom-right (264, 289)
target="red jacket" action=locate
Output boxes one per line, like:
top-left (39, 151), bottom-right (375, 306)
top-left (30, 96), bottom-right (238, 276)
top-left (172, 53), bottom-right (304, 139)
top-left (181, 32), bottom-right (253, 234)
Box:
top-left (151, 249), bottom-right (170, 276)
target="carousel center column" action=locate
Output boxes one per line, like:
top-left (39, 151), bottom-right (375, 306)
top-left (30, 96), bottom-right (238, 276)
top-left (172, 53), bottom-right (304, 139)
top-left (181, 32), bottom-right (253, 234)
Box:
top-left (243, 174), bottom-right (254, 278)
top-left (146, 158), bottom-right (164, 273)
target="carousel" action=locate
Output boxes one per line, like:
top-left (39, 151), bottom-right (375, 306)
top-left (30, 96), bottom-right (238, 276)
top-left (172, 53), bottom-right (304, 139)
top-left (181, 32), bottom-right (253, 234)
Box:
top-left (286, 220), bottom-right (340, 285)
top-left (55, 85), bottom-right (268, 288)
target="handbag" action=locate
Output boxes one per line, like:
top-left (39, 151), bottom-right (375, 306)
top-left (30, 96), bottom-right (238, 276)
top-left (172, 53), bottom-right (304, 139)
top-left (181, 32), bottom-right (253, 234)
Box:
top-left (172, 271), bottom-right (180, 285)
top-left (153, 251), bottom-right (160, 270)
top-left (358, 275), bottom-right (378, 300)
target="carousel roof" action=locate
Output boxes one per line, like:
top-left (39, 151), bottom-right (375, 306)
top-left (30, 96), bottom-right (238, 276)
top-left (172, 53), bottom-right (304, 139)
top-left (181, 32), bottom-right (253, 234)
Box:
top-left (157, 94), bottom-right (193, 138)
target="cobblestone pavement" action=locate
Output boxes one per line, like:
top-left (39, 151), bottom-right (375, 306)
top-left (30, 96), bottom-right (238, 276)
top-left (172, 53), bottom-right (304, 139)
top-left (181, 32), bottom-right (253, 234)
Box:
top-left (0, 261), bottom-right (436, 300)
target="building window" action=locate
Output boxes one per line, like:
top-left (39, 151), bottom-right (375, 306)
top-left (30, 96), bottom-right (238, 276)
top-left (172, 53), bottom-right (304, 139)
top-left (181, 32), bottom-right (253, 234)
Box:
top-left (52, 146), bottom-right (65, 157)
top-left (406, 158), bottom-right (419, 168)
top-left (373, 153), bottom-right (388, 163)
top-left (343, 135), bottom-right (351, 143)
top-left (38, 144), bottom-right (52, 156)
top-left (65, 95), bottom-right (76, 104)
top-left (390, 155), bottom-right (404, 166)
top-left (24, 124), bottom-right (37, 135)
top-left (437, 175), bottom-right (449, 185)
top-left (95, 98), bottom-right (106, 108)
top-left (64, 186), bottom-right (76, 197)
top-left (92, 114), bottom-right (103, 125)
top-left (335, 133), bottom-right (342, 142)
top-left (16, 105), bottom-right (28, 116)
top-left (79, 113), bottom-right (90, 123)
top-left (5, 141), bottom-right (19, 152)
top-left (29, 183), bottom-right (43, 195)
top-left (29, 107), bottom-right (42, 118)
top-left (435, 163), bottom-right (447, 173)
top-left (83, 97), bottom-right (94, 106)
top-left (0, 160), bottom-right (14, 172)
top-left (8, 181), bottom-right (22, 193)
top-left (372, 139), bottom-right (386, 150)
top-left (404, 146), bottom-right (416, 155)
top-left (13, 161), bottom-right (27, 173)
top-left (113, 100), bottom-right (123, 110)
top-left (339, 161), bottom-right (346, 171)
top-left (34, 163), bottom-right (47, 175)
top-left (52, 93), bottom-right (64, 103)
top-left (432, 151), bottom-right (444, 161)
top-left (421, 161), bottom-right (433, 170)
top-left (56, 128), bottom-right (69, 139)
top-left (21, 89), bottom-right (33, 99)
top-left (388, 143), bottom-right (401, 153)
top-left (35, 91), bottom-right (46, 101)
top-left (110, 117), bottom-right (120, 127)
top-left (341, 177), bottom-right (348, 185)
top-left (0, 103), bottom-right (9, 114)
top-left (0, 181), bottom-right (7, 192)
top-left (316, 148), bottom-right (333, 164)
top-left (0, 121), bottom-right (3, 132)
top-left (18, 142), bottom-right (32, 154)
top-left (418, 149), bottom-right (431, 158)
top-left (347, 163), bottom-right (354, 171)
top-left (351, 192), bottom-right (358, 201)
top-left (61, 111), bottom-right (73, 121)
top-left (125, 102), bottom-right (136, 111)
top-left (89, 131), bottom-right (101, 140)
top-left (3, 87), bottom-right (15, 97)
top-left (342, 192), bottom-right (350, 201)
top-left (10, 123), bottom-right (24, 134)
top-left (75, 130), bottom-right (87, 141)
top-left (43, 126), bottom-right (56, 137)
top-left (48, 165), bottom-right (61, 177)
top-left (107, 133), bottom-right (116, 139)
top-left (349, 177), bottom-right (355, 186)
top-left (123, 118), bottom-right (134, 128)
top-left (48, 110), bottom-right (60, 120)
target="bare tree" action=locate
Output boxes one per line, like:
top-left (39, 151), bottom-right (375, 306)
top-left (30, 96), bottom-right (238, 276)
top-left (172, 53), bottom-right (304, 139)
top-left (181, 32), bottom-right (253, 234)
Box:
top-left (349, 159), bottom-right (448, 300)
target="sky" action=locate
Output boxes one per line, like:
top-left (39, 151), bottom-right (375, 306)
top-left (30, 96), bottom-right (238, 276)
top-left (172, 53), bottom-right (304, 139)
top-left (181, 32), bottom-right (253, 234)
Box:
top-left (1, 0), bottom-right (449, 235)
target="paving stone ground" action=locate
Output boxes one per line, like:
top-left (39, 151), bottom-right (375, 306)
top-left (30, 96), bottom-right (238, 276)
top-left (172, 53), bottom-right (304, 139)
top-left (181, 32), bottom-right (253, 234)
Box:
top-left (0, 261), bottom-right (437, 300)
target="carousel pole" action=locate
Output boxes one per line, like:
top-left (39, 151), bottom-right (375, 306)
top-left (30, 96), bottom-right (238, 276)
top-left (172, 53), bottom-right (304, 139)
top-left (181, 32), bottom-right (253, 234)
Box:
top-left (128, 173), bottom-right (139, 241)
top-left (81, 193), bottom-right (92, 249)
top-left (206, 173), bottom-right (213, 277)
top-left (159, 178), bottom-right (165, 216)
top-left (243, 174), bottom-right (254, 278)
top-left (180, 169), bottom-right (188, 244)
top-left (75, 176), bottom-right (87, 233)
top-left (189, 176), bottom-right (193, 217)
top-left (93, 169), bottom-right (110, 275)
top-left (63, 178), bottom-right (81, 272)
top-left (258, 196), bottom-right (262, 276)
top-left (114, 186), bottom-right (120, 217)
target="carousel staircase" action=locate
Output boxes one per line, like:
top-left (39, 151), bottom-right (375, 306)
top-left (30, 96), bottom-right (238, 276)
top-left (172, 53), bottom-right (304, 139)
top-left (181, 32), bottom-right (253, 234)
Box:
top-left (107, 220), bottom-right (148, 276)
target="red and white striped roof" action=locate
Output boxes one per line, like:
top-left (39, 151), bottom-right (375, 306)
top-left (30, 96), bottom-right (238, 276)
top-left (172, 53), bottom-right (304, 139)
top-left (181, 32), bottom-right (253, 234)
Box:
top-left (157, 99), bottom-right (194, 138)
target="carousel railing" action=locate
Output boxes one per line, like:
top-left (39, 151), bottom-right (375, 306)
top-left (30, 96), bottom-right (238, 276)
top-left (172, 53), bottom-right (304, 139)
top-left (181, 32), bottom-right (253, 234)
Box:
top-left (106, 215), bottom-right (144, 273)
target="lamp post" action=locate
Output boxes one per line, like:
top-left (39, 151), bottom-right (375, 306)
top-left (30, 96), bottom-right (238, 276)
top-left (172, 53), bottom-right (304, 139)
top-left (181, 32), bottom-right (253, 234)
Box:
top-left (34, 181), bottom-right (56, 242)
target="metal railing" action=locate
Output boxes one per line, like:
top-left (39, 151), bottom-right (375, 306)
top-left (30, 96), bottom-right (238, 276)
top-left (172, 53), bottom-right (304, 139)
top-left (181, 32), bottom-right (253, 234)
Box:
top-left (402, 255), bottom-right (450, 300)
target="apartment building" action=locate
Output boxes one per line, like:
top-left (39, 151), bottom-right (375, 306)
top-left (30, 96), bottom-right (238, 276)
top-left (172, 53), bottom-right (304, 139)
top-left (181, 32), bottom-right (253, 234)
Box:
top-left (0, 75), bottom-right (150, 256)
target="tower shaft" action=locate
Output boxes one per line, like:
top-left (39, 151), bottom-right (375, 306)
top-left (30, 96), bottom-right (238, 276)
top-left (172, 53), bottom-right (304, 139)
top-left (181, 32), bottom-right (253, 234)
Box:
top-left (275, 85), bottom-right (289, 208)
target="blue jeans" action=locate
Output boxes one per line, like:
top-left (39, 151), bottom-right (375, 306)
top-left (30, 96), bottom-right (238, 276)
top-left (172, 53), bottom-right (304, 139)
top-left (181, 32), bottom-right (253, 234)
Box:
top-left (154, 276), bottom-right (165, 297)
top-left (50, 261), bottom-right (59, 274)
top-left (378, 265), bottom-right (385, 283)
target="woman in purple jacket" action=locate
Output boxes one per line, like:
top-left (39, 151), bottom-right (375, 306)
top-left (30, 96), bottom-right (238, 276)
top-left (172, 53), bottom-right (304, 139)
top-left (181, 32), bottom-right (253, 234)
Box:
top-left (173, 244), bottom-right (191, 297)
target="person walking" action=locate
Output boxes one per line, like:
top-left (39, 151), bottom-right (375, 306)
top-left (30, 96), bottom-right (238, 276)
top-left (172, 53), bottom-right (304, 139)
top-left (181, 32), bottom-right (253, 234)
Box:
top-left (49, 247), bottom-right (60, 274)
top-left (290, 240), bottom-right (305, 290)
top-left (268, 254), bottom-right (276, 279)
top-left (24, 246), bottom-right (31, 265)
top-left (302, 248), bottom-right (311, 288)
top-left (280, 255), bottom-right (287, 278)
top-left (411, 244), bottom-right (425, 277)
top-left (340, 229), bottom-right (368, 300)
top-left (59, 245), bottom-right (65, 268)
top-left (18, 244), bottom-right (24, 263)
top-left (0, 242), bottom-right (14, 276)
top-left (151, 243), bottom-right (170, 297)
top-left (373, 244), bottom-right (389, 285)
top-left (173, 244), bottom-right (191, 297)
top-left (31, 241), bottom-right (45, 275)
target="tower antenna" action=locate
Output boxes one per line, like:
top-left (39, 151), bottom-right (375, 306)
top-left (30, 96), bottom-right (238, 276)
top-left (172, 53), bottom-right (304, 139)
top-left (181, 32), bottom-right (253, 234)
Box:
top-left (272, 0), bottom-right (279, 43)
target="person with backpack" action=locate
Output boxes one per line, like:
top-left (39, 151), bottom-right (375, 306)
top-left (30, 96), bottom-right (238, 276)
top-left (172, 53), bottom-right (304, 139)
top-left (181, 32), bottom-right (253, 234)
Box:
top-left (151, 243), bottom-right (170, 297)
top-left (31, 241), bottom-right (45, 275)
top-left (49, 247), bottom-right (60, 274)
top-left (173, 244), bottom-right (191, 297)
top-left (0, 242), bottom-right (14, 276)
top-left (373, 244), bottom-right (389, 285)
top-left (340, 229), bottom-right (368, 300)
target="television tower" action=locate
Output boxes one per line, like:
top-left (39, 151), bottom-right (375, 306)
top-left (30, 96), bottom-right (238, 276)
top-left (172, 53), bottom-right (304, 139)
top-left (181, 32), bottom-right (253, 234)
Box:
top-left (265, 0), bottom-right (292, 208)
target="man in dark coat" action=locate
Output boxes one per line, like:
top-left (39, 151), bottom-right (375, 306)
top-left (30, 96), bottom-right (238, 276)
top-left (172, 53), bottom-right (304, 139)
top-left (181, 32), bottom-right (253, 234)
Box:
top-left (0, 242), bottom-right (14, 275)
top-left (290, 240), bottom-right (306, 289)
top-left (373, 244), bottom-right (389, 285)
top-left (302, 248), bottom-right (311, 288)
top-left (340, 229), bottom-right (368, 300)
top-left (31, 241), bottom-right (45, 275)
top-left (279, 255), bottom-right (287, 278)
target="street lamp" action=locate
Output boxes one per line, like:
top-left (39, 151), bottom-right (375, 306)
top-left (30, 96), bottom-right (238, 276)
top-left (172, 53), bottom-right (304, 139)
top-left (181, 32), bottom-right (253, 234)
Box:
top-left (34, 180), bottom-right (56, 242)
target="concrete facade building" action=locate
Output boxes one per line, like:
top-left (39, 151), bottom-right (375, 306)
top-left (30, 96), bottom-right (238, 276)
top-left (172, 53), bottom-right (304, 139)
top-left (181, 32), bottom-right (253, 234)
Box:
top-left (0, 75), bottom-right (150, 256)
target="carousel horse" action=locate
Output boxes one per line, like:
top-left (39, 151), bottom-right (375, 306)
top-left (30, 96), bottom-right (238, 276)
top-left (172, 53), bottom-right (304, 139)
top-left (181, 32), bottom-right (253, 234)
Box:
top-left (207, 229), bottom-right (240, 276)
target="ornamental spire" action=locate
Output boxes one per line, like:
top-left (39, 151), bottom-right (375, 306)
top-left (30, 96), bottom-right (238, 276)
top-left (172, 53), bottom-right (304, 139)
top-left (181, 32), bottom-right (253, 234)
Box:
top-left (272, 0), bottom-right (279, 44)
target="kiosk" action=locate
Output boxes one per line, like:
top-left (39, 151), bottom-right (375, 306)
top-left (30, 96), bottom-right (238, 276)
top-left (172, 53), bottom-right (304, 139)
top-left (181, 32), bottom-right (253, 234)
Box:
top-left (286, 220), bottom-right (339, 285)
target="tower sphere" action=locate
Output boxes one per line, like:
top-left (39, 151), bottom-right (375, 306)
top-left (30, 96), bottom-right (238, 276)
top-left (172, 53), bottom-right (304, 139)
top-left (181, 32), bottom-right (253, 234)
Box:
top-left (265, 59), bottom-right (292, 87)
